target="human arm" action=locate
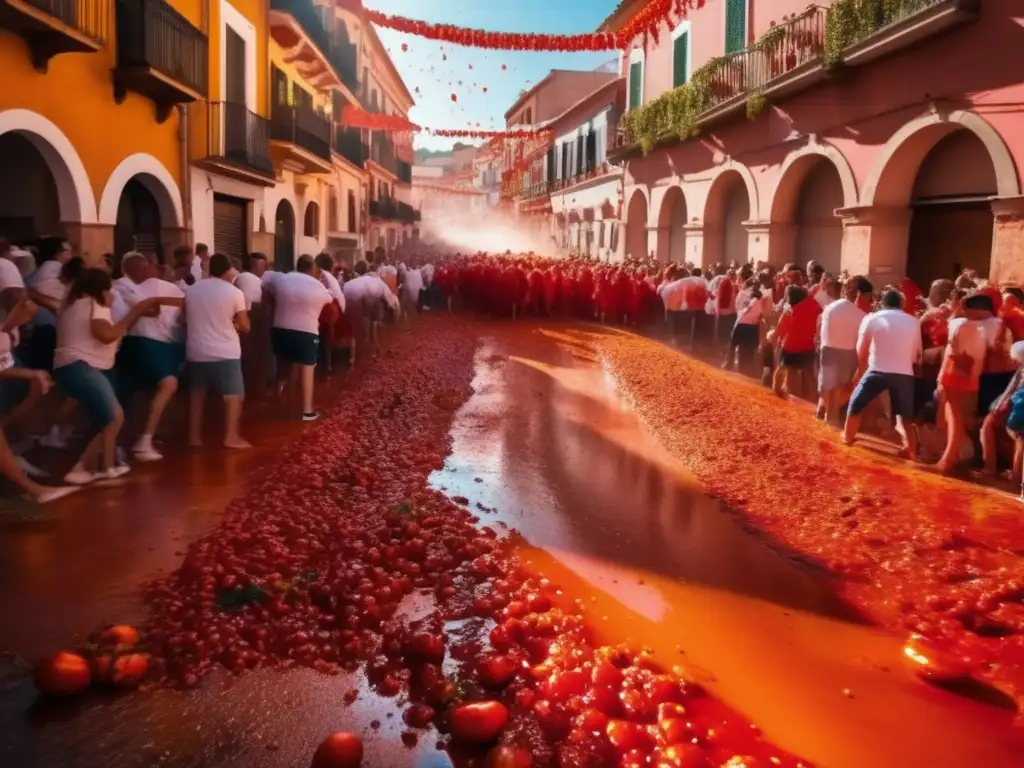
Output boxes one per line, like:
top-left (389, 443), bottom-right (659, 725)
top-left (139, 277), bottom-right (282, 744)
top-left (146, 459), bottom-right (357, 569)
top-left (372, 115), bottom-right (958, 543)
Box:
top-left (89, 297), bottom-right (161, 344)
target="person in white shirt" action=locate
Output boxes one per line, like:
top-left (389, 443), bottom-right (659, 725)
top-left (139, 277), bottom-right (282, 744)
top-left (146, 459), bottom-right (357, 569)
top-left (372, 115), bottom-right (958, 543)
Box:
top-left (817, 276), bottom-right (870, 424)
top-left (233, 252), bottom-right (267, 309)
top-left (114, 251), bottom-right (185, 461)
top-left (342, 260), bottom-right (400, 357)
top-left (726, 277), bottom-right (769, 373)
top-left (841, 290), bottom-right (923, 457)
top-left (52, 268), bottom-right (166, 484)
top-left (191, 243), bottom-right (210, 284)
top-left (264, 254), bottom-right (332, 421)
top-left (401, 264), bottom-right (425, 311)
top-left (183, 253), bottom-right (251, 449)
top-left (314, 253), bottom-right (350, 373)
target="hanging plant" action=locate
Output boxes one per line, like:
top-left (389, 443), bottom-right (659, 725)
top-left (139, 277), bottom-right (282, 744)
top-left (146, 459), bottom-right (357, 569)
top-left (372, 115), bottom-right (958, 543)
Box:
top-left (746, 89), bottom-right (766, 121)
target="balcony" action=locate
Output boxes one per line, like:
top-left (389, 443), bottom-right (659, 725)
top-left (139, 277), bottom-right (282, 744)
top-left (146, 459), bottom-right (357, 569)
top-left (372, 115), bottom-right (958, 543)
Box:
top-left (521, 181), bottom-right (551, 200)
top-left (370, 199), bottom-right (396, 220)
top-left (198, 101), bottom-right (276, 186)
top-left (615, 0), bottom-right (978, 159)
top-left (397, 159), bottom-right (412, 184)
top-left (269, 0), bottom-right (360, 101)
top-left (396, 202), bottom-right (420, 223)
top-left (333, 126), bottom-right (367, 169)
top-left (270, 101), bottom-right (332, 174)
top-left (113, 0), bottom-right (208, 124)
top-left (367, 134), bottom-right (397, 177)
top-left (0, 0), bottom-right (110, 72)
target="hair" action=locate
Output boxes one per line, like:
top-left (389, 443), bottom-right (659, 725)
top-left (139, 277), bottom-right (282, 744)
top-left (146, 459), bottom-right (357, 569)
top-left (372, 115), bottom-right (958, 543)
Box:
top-left (121, 250), bottom-right (147, 270)
top-left (354, 260), bottom-right (368, 276)
top-left (243, 252), bottom-right (266, 272)
top-left (810, 263), bottom-right (825, 277)
top-left (1004, 287), bottom-right (1024, 303)
top-left (785, 284), bottom-right (807, 306)
top-left (60, 256), bottom-right (85, 285)
top-left (37, 235), bottom-right (70, 264)
top-left (964, 293), bottom-right (995, 314)
top-left (365, 250), bottom-right (375, 265)
top-left (690, 267), bottom-right (702, 278)
top-left (855, 276), bottom-right (874, 296)
top-left (195, 243), bottom-right (209, 256)
top-left (881, 289), bottom-right (903, 310)
top-left (825, 278), bottom-right (842, 298)
top-left (296, 254), bottom-right (315, 274)
top-left (67, 267), bottom-right (113, 306)
top-left (172, 245), bottom-right (192, 269)
top-left (314, 253), bottom-right (334, 272)
top-left (782, 262), bottom-right (797, 274)
top-left (209, 252), bottom-right (233, 278)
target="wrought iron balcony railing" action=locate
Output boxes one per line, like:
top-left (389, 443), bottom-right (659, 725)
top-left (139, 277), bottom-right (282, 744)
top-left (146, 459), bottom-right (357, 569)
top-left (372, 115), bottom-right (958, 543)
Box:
top-left (271, 101), bottom-right (331, 161)
top-left (206, 101), bottom-right (274, 178)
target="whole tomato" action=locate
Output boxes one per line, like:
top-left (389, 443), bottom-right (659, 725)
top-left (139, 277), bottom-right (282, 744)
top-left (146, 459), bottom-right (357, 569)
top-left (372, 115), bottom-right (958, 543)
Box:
top-left (450, 701), bottom-right (509, 743)
top-left (33, 652), bottom-right (91, 697)
top-left (484, 744), bottom-right (533, 768)
top-left (92, 653), bottom-right (150, 688)
top-left (478, 654), bottom-right (517, 688)
top-left (311, 732), bottom-right (363, 768)
top-left (98, 624), bottom-right (140, 648)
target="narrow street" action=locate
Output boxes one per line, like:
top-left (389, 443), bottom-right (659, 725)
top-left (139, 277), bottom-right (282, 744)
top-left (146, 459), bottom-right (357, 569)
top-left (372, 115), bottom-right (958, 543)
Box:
top-left (1, 319), bottom-right (1021, 767)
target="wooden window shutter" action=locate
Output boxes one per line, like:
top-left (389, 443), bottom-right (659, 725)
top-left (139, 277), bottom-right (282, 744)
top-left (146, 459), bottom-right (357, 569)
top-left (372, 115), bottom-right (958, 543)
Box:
top-left (673, 32), bottom-right (689, 87)
top-left (629, 61), bottom-right (642, 110)
top-left (725, 0), bottom-right (746, 54)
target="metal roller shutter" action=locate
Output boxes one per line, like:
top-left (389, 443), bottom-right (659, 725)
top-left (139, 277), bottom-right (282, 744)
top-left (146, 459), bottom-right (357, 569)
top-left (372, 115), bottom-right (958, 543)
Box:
top-left (213, 194), bottom-right (247, 261)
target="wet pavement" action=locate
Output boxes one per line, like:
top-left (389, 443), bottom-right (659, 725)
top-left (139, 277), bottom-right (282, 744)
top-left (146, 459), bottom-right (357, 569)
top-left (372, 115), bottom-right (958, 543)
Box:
top-left (1, 320), bottom-right (1022, 767)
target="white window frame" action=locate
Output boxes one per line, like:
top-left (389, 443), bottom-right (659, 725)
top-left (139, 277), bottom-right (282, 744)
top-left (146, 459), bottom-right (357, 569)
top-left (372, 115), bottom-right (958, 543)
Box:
top-left (722, 0), bottom-right (750, 55)
top-left (220, 0), bottom-right (258, 110)
top-left (628, 47), bottom-right (645, 110)
top-left (672, 21), bottom-right (692, 86)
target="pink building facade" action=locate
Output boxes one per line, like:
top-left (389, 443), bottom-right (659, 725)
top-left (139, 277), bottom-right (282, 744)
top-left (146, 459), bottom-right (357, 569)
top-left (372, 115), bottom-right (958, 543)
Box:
top-left (605, 0), bottom-right (1023, 288)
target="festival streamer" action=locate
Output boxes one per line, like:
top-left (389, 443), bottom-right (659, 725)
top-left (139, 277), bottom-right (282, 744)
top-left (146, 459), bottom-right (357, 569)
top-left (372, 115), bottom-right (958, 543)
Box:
top-left (357, 0), bottom-right (703, 52)
top-left (340, 105), bottom-right (553, 140)
top-left (412, 182), bottom-right (487, 196)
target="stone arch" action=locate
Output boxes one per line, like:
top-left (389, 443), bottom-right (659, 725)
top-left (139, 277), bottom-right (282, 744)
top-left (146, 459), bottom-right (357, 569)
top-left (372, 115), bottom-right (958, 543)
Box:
top-left (0, 108), bottom-right (97, 223)
top-left (702, 160), bottom-right (758, 223)
top-left (304, 200), bottom-right (320, 238)
top-left (624, 187), bottom-right (649, 261)
top-left (657, 185), bottom-right (687, 264)
top-left (862, 109), bottom-right (1019, 207)
top-left (98, 153), bottom-right (183, 227)
top-left (769, 142), bottom-right (857, 222)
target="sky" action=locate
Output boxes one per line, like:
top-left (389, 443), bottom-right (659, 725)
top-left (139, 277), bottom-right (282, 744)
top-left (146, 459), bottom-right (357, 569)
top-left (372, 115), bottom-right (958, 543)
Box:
top-left (368, 0), bottom-right (621, 152)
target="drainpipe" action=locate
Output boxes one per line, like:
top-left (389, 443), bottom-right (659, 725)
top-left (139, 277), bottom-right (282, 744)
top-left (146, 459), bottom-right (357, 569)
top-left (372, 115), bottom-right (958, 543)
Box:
top-left (179, 105), bottom-right (193, 249)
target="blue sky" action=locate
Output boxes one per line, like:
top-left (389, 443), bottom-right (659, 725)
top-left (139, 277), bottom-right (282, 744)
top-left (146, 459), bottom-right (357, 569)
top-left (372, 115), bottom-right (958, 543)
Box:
top-left (368, 0), bottom-right (619, 151)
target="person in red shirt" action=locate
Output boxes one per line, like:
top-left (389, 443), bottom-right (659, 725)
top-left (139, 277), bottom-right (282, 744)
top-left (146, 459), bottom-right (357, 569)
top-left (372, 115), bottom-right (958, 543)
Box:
top-left (613, 269), bottom-right (632, 325)
top-left (771, 284), bottom-right (821, 399)
top-left (899, 276), bottom-right (923, 315)
top-left (1001, 287), bottom-right (1024, 341)
top-left (576, 265), bottom-right (595, 319)
top-left (543, 267), bottom-right (560, 316)
top-left (525, 266), bottom-right (545, 315)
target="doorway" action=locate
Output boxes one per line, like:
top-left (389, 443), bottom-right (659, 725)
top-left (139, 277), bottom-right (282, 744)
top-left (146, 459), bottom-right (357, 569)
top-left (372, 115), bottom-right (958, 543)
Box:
top-left (274, 199), bottom-right (295, 272)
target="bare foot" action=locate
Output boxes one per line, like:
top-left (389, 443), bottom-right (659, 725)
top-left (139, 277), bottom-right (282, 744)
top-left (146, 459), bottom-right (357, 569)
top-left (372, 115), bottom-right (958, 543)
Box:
top-left (840, 434), bottom-right (857, 447)
top-left (223, 438), bottom-right (252, 450)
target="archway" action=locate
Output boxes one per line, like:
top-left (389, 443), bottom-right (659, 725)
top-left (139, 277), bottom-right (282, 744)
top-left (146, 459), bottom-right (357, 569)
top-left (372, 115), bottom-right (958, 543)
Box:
top-left (862, 109), bottom-right (1019, 283)
top-left (907, 130), bottom-right (998, 285)
top-left (0, 109), bottom-right (97, 230)
top-left (98, 153), bottom-right (183, 229)
top-left (704, 170), bottom-right (752, 267)
top-left (304, 200), bottom-right (320, 238)
top-left (274, 199), bottom-right (296, 272)
top-left (0, 132), bottom-right (62, 242)
top-left (657, 186), bottom-right (687, 264)
top-left (624, 189), bottom-right (648, 261)
top-left (114, 179), bottom-right (162, 262)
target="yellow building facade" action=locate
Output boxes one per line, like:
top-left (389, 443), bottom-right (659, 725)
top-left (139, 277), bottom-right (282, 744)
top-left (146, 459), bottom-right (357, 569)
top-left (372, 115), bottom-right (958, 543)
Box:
top-left (0, 0), bottom-right (415, 268)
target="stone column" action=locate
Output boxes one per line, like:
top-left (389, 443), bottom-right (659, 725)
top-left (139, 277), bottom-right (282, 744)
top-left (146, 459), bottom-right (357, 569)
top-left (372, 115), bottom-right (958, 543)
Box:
top-left (743, 221), bottom-right (772, 266)
top-left (648, 224), bottom-right (665, 263)
top-left (990, 196), bottom-right (1024, 286)
top-left (836, 205), bottom-right (911, 284)
top-left (682, 223), bottom-right (706, 268)
top-left (62, 222), bottom-right (114, 267)
top-left (764, 222), bottom-right (796, 267)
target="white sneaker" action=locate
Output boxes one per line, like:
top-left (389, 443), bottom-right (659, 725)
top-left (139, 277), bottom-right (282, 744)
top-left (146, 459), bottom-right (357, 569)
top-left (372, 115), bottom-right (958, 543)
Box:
top-left (97, 465), bottom-right (131, 481)
top-left (64, 467), bottom-right (96, 485)
top-left (16, 456), bottom-right (48, 479)
top-left (132, 437), bottom-right (163, 462)
top-left (34, 486), bottom-right (80, 504)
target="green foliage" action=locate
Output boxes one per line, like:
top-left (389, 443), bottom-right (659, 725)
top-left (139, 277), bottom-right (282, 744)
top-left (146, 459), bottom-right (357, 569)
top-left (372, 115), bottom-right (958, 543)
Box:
top-left (746, 90), bottom-right (766, 121)
top-left (825, 0), bottom-right (937, 68)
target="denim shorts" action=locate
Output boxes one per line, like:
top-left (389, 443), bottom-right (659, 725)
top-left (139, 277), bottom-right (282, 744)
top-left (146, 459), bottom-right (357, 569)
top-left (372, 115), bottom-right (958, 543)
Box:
top-left (849, 370), bottom-right (916, 420)
top-left (188, 359), bottom-right (244, 397)
top-left (52, 360), bottom-right (120, 430)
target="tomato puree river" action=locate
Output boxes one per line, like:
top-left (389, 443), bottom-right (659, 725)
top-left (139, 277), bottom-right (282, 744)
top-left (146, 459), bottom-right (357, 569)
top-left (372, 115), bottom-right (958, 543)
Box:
top-left (0, 318), bottom-right (1021, 767)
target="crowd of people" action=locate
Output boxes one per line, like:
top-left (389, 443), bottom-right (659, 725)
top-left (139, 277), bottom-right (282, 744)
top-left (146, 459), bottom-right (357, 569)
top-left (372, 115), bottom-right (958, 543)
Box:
top-left (2, 238), bottom-right (1022, 509)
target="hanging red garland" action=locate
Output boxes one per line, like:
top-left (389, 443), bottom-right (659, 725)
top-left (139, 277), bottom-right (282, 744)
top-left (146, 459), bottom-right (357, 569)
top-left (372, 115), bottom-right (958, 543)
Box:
top-left (341, 106), bottom-right (555, 140)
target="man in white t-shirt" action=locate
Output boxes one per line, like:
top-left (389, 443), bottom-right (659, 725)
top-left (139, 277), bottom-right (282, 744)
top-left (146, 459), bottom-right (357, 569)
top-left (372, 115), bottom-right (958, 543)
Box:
top-left (233, 252), bottom-right (267, 309)
top-left (183, 253), bottom-right (251, 449)
top-left (842, 289), bottom-right (923, 457)
top-left (115, 251), bottom-right (185, 461)
top-left (264, 254), bottom-right (332, 421)
top-left (817, 276), bottom-right (870, 424)
top-left (343, 260), bottom-right (400, 357)
top-left (191, 243), bottom-right (210, 284)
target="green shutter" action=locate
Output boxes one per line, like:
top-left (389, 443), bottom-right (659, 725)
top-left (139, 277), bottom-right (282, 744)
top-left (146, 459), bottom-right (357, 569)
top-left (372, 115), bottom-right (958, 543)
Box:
top-left (629, 61), bottom-right (642, 111)
top-left (725, 0), bottom-right (746, 54)
top-left (673, 32), bottom-right (689, 87)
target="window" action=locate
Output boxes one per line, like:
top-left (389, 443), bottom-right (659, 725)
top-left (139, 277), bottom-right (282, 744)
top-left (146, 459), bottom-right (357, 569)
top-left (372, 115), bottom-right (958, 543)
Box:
top-left (271, 65), bottom-right (289, 106)
top-left (628, 48), bottom-right (644, 110)
top-left (304, 201), bottom-right (319, 237)
top-left (673, 22), bottom-right (691, 87)
top-left (347, 190), bottom-right (356, 233)
top-left (725, 0), bottom-right (747, 54)
top-left (328, 192), bottom-right (338, 231)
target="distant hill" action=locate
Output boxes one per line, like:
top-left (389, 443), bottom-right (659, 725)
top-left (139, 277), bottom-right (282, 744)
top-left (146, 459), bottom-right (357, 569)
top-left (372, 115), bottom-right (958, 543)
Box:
top-left (414, 142), bottom-right (475, 164)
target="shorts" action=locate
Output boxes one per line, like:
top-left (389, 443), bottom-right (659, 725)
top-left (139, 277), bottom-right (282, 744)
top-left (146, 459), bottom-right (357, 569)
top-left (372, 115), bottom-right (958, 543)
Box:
top-left (979, 371), bottom-right (1015, 417)
top-left (271, 327), bottom-right (320, 366)
top-left (118, 336), bottom-right (184, 390)
top-left (52, 360), bottom-right (119, 430)
top-left (730, 322), bottom-right (760, 352)
top-left (187, 359), bottom-right (244, 397)
top-left (849, 370), bottom-right (916, 420)
top-left (818, 347), bottom-right (859, 392)
top-left (780, 349), bottom-right (815, 369)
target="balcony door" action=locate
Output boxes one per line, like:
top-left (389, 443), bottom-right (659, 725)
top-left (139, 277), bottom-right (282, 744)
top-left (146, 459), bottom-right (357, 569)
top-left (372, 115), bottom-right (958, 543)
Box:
top-left (224, 27), bottom-right (247, 163)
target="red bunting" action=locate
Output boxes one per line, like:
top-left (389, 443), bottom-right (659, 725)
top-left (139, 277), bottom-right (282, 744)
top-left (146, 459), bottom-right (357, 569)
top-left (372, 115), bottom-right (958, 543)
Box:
top-left (340, 105), bottom-right (554, 141)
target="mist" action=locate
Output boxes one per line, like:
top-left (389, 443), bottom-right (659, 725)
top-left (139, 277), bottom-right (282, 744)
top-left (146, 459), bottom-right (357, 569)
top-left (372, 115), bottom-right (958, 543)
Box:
top-left (417, 196), bottom-right (559, 257)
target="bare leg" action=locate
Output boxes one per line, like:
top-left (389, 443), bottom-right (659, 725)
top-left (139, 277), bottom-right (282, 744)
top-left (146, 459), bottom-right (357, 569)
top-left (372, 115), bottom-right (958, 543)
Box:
top-left (937, 398), bottom-right (966, 473)
top-left (299, 364), bottom-right (315, 415)
top-left (222, 395), bottom-right (250, 449)
top-left (0, 427), bottom-right (49, 498)
top-left (1012, 434), bottom-right (1024, 485)
top-left (100, 407), bottom-right (125, 471)
top-left (1, 376), bottom-right (44, 433)
top-left (842, 410), bottom-right (863, 446)
top-left (895, 415), bottom-right (918, 460)
top-left (980, 413), bottom-right (1000, 477)
top-left (773, 365), bottom-right (789, 398)
top-left (188, 388), bottom-right (206, 447)
top-left (135, 376), bottom-right (177, 457)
